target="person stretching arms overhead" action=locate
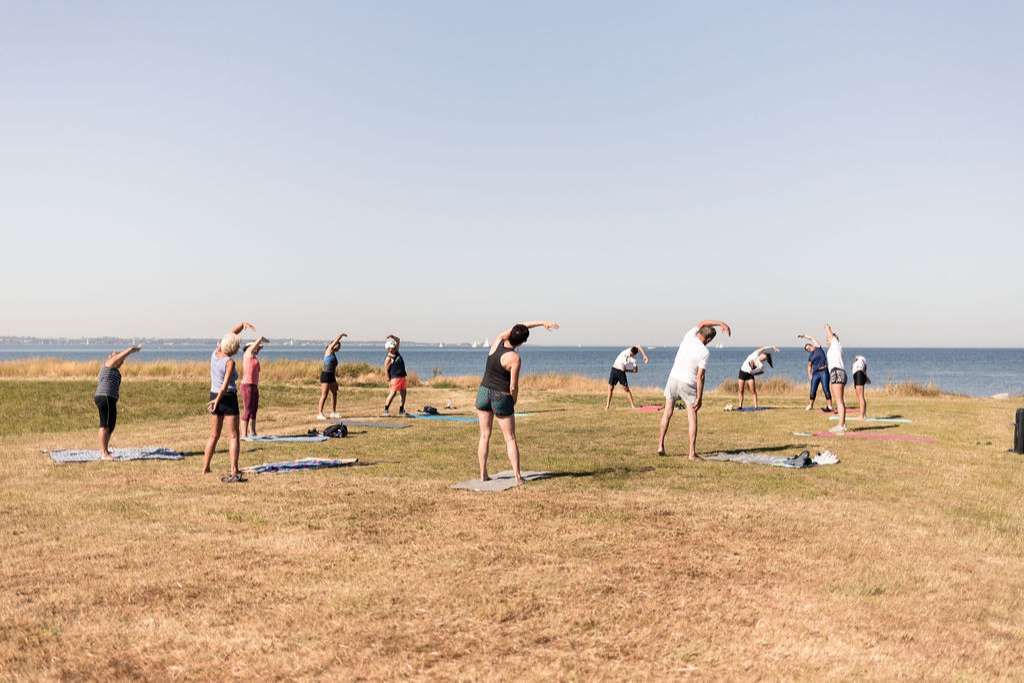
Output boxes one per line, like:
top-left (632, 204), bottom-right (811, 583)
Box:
top-left (606, 345), bottom-right (649, 409)
top-left (475, 320), bottom-right (559, 486)
top-left (317, 332), bottom-right (347, 420)
top-left (203, 321), bottom-right (254, 483)
top-left (658, 319), bottom-right (731, 459)
top-left (94, 345), bottom-right (142, 459)
top-left (240, 336), bottom-right (267, 437)
top-left (824, 324), bottom-right (848, 432)
top-left (736, 345), bottom-right (779, 409)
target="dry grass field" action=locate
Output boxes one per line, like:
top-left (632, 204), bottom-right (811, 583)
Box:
top-left (2, 361), bottom-right (1023, 679)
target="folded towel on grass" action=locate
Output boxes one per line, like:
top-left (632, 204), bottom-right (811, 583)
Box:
top-left (452, 470), bottom-right (554, 492)
top-left (242, 457), bottom-right (359, 474)
top-left (48, 447), bottom-right (184, 464)
top-left (705, 450), bottom-right (839, 468)
top-left (242, 434), bottom-right (329, 443)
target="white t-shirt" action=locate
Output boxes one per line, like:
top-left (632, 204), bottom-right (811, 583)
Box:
top-left (669, 327), bottom-right (709, 386)
top-left (740, 350), bottom-right (766, 376)
top-left (827, 338), bottom-right (845, 371)
top-left (852, 356), bottom-right (867, 374)
top-left (612, 348), bottom-right (636, 372)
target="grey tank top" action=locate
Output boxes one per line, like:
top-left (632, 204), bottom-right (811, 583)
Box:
top-left (95, 366), bottom-right (121, 399)
top-left (210, 351), bottom-right (237, 393)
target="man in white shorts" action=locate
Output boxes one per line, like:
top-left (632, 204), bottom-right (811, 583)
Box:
top-left (658, 319), bottom-right (732, 458)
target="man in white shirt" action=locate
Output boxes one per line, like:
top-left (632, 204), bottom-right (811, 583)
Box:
top-left (658, 319), bottom-right (732, 459)
top-left (606, 345), bottom-right (650, 409)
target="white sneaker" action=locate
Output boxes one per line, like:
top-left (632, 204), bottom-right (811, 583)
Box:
top-left (829, 424), bottom-right (847, 434)
top-left (329, 412), bottom-right (341, 419)
top-left (316, 414), bottom-right (328, 421)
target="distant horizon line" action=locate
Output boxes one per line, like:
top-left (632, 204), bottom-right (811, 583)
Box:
top-left (0, 336), bottom-right (1022, 351)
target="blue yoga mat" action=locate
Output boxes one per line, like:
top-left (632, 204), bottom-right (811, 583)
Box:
top-left (412, 413), bottom-right (531, 423)
top-left (48, 447), bottom-right (184, 464)
top-left (242, 434), bottom-right (329, 443)
top-left (242, 457), bottom-right (358, 474)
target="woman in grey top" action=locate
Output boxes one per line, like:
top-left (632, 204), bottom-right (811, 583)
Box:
top-left (203, 321), bottom-right (254, 483)
top-left (94, 345), bottom-right (141, 459)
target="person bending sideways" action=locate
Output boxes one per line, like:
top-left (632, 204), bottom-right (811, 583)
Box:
top-left (737, 345), bottom-right (779, 409)
top-left (317, 332), bottom-right (347, 420)
top-left (822, 324), bottom-right (848, 432)
top-left (241, 336), bottom-right (267, 437)
top-left (606, 345), bottom-right (649, 409)
top-left (94, 345), bottom-right (142, 459)
top-left (852, 355), bottom-right (870, 419)
top-left (799, 336), bottom-right (833, 413)
top-left (203, 321), bottom-right (254, 483)
top-left (383, 335), bottom-right (408, 416)
top-left (658, 320), bottom-right (731, 458)
top-left (475, 320), bottom-right (559, 486)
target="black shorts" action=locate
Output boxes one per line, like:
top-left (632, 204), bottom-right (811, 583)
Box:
top-left (210, 391), bottom-right (240, 416)
top-left (853, 371), bottom-right (870, 386)
top-left (609, 368), bottom-right (629, 387)
top-left (737, 370), bottom-right (755, 382)
top-left (319, 371), bottom-right (337, 385)
top-left (94, 395), bottom-right (117, 431)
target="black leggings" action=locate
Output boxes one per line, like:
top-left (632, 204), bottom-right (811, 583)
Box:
top-left (95, 395), bottom-right (118, 432)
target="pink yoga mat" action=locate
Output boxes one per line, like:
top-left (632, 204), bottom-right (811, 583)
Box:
top-left (635, 405), bottom-right (662, 413)
top-left (812, 431), bottom-right (936, 444)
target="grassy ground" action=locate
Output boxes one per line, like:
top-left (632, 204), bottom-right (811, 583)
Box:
top-left (2, 372), bottom-right (1023, 679)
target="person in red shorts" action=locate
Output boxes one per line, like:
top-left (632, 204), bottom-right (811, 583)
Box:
top-left (241, 335), bottom-right (267, 437)
top-left (383, 335), bottom-right (408, 416)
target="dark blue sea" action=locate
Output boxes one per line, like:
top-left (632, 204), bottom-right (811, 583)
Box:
top-left (2, 343), bottom-right (1022, 397)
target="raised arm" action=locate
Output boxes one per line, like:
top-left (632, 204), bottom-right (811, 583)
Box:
top-left (697, 320), bottom-right (732, 336)
top-left (825, 324), bottom-right (837, 344)
top-left (245, 336), bottom-right (268, 357)
top-left (230, 321), bottom-right (255, 335)
top-left (491, 321), bottom-right (559, 352)
top-left (798, 333), bottom-right (821, 348)
top-left (105, 345), bottom-right (142, 369)
top-left (755, 345), bottom-right (780, 355)
top-left (636, 346), bottom-right (650, 364)
top-left (325, 332), bottom-right (348, 352)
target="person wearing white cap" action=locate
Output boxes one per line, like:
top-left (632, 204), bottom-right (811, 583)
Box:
top-left (383, 335), bottom-right (408, 416)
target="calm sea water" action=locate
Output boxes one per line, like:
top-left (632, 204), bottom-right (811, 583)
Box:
top-left (2, 344), bottom-right (1022, 397)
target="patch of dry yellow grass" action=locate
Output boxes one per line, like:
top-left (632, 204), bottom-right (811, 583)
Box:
top-left (2, 376), bottom-right (1023, 678)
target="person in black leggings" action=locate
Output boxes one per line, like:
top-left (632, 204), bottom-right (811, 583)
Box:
top-left (474, 320), bottom-right (559, 485)
top-left (94, 345), bottom-right (142, 459)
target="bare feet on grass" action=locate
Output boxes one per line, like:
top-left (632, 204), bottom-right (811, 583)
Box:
top-left (100, 452), bottom-right (113, 461)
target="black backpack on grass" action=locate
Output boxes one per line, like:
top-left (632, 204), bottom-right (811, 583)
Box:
top-left (323, 423), bottom-right (348, 438)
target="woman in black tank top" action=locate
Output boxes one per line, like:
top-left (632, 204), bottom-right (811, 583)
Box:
top-left (383, 335), bottom-right (408, 415)
top-left (474, 320), bottom-right (559, 486)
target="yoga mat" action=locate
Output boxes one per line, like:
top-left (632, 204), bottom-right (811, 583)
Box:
top-left (812, 430), bottom-right (937, 444)
top-left (829, 416), bottom-right (912, 424)
top-left (242, 457), bottom-right (358, 474)
top-left (413, 412), bottom-right (531, 422)
top-left (705, 450), bottom-right (839, 468)
top-left (243, 434), bottom-right (329, 443)
top-left (48, 447), bottom-right (184, 464)
top-left (724, 406), bottom-right (773, 412)
top-left (635, 405), bottom-right (662, 413)
top-left (337, 420), bottom-right (412, 430)
top-left (452, 470), bottom-right (553, 492)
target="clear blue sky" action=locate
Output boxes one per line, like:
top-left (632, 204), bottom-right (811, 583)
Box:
top-left (2, 2), bottom-right (1021, 346)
